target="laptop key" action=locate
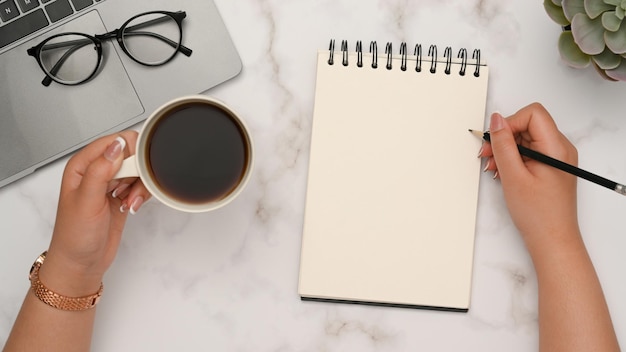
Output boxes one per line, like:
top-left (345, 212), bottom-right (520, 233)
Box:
top-left (0, 1), bottom-right (20, 22)
top-left (16, 0), bottom-right (40, 13)
top-left (44, 0), bottom-right (73, 23)
top-left (70, 0), bottom-right (92, 11)
top-left (0, 8), bottom-right (48, 49)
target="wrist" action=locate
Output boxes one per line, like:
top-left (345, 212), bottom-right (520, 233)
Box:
top-left (37, 251), bottom-right (104, 298)
top-left (523, 226), bottom-right (586, 264)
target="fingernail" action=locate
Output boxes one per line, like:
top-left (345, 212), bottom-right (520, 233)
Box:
top-left (477, 146), bottom-right (483, 158)
top-left (483, 159), bottom-right (489, 172)
top-left (104, 137), bottom-right (126, 162)
top-left (107, 180), bottom-right (121, 193)
top-left (129, 196), bottom-right (145, 215)
top-left (493, 171), bottom-right (499, 179)
top-left (120, 203), bottom-right (129, 213)
top-left (490, 112), bottom-right (504, 132)
top-left (112, 183), bottom-right (130, 198)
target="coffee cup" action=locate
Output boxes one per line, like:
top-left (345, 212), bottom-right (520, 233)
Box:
top-left (114, 95), bottom-right (254, 213)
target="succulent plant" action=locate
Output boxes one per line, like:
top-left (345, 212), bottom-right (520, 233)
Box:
top-left (544, 0), bottom-right (626, 81)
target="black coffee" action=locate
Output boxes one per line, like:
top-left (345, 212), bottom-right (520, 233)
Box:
top-left (146, 103), bottom-right (249, 204)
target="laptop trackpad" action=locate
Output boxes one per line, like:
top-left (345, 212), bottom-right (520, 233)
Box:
top-left (0, 10), bottom-right (143, 181)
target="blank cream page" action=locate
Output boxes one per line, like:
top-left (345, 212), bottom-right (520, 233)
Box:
top-left (299, 48), bottom-right (489, 311)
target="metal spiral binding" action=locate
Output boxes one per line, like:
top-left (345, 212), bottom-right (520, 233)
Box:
top-left (414, 44), bottom-right (422, 72)
top-left (428, 45), bottom-right (437, 73)
top-left (341, 40), bottom-right (349, 66)
top-left (356, 41), bottom-right (363, 67)
top-left (472, 49), bottom-right (481, 77)
top-left (385, 42), bottom-right (393, 70)
top-left (326, 39), bottom-right (482, 77)
top-left (370, 41), bottom-right (378, 69)
top-left (457, 48), bottom-right (468, 76)
top-left (443, 47), bottom-right (452, 75)
top-left (400, 42), bottom-right (407, 71)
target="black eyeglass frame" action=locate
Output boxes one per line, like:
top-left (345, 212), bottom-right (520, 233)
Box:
top-left (27, 10), bottom-right (192, 87)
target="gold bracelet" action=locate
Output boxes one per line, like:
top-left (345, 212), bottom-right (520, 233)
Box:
top-left (29, 251), bottom-right (103, 311)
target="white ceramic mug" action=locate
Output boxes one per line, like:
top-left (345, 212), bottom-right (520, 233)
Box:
top-left (114, 95), bottom-right (254, 213)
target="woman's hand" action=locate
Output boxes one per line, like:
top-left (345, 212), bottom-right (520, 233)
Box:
top-left (40, 132), bottom-right (151, 297)
top-left (479, 103), bottom-right (579, 245)
top-left (479, 103), bottom-right (620, 351)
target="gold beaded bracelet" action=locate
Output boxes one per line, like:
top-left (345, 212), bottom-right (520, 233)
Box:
top-left (29, 251), bottom-right (103, 311)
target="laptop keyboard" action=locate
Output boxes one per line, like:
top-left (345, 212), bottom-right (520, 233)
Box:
top-left (0, 0), bottom-right (103, 49)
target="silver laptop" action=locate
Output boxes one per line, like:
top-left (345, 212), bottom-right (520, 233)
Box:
top-left (0, 0), bottom-right (242, 188)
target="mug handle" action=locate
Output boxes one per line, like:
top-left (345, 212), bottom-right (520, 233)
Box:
top-left (113, 155), bottom-right (139, 179)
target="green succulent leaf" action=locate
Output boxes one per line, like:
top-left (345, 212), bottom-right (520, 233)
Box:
top-left (603, 0), bottom-right (621, 6)
top-left (562, 0), bottom-right (586, 21)
top-left (605, 23), bottom-right (626, 53)
top-left (585, 0), bottom-right (614, 19)
top-left (605, 57), bottom-right (626, 80)
top-left (559, 30), bottom-right (592, 68)
top-left (544, 0), bottom-right (570, 25)
top-left (602, 11), bottom-right (622, 31)
top-left (545, 1), bottom-right (570, 25)
top-left (572, 13), bottom-right (607, 54)
top-left (552, 0), bottom-right (563, 5)
top-left (592, 48), bottom-right (622, 68)
top-left (616, 6), bottom-right (625, 19)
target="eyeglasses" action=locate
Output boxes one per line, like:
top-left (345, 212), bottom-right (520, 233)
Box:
top-left (27, 10), bottom-right (193, 87)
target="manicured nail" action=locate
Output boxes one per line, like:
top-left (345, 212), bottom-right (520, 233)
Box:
top-left (483, 159), bottom-right (489, 172)
top-left (490, 112), bottom-right (504, 132)
top-left (104, 137), bottom-right (126, 162)
top-left (493, 171), bottom-right (499, 179)
top-left (107, 180), bottom-right (121, 193)
top-left (112, 183), bottom-right (130, 198)
top-left (119, 203), bottom-right (129, 213)
top-left (129, 196), bottom-right (145, 215)
top-left (477, 146), bottom-right (484, 158)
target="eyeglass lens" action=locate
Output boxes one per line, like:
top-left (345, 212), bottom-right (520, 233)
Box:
top-left (122, 13), bottom-right (181, 65)
top-left (39, 34), bottom-right (99, 85)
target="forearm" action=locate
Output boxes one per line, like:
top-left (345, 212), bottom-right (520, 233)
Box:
top-left (3, 253), bottom-right (102, 352)
top-left (526, 231), bottom-right (619, 352)
top-left (3, 291), bottom-right (96, 352)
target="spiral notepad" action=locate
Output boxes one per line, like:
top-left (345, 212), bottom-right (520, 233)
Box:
top-left (298, 40), bottom-right (489, 311)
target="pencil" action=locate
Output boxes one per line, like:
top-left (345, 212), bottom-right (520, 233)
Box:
top-left (469, 129), bottom-right (626, 196)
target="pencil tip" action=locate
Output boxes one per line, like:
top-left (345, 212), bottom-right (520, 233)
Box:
top-left (468, 129), bottom-right (484, 139)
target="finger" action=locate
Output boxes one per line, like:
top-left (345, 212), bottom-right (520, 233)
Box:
top-left (478, 142), bottom-right (493, 158)
top-left (111, 182), bottom-right (132, 199)
top-left (482, 157), bottom-right (497, 172)
top-left (502, 103), bottom-right (577, 165)
top-left (488, 112), bottom-right (528, 182)
top-left (77, 136), bottom-right (128, 203)
top-left (119, 180), bottom-right (152, 215)
top-left (501, 103), bottom-right (559, 146)
top-left (63, 131), bottom-right (139, 192)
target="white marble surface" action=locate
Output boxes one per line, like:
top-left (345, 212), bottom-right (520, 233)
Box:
top-left (2, 1), bottom-right (626, 350)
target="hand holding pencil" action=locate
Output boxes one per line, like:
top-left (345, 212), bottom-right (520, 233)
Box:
top-left (476, 103), bottom-right (620, 351)
top-left (477, 103), bottom-right (580, 241)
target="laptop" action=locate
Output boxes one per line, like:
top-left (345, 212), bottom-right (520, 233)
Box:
top-left (0, 0), bottom-right (242, 188)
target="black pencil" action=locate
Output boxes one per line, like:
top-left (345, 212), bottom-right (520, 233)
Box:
top-left (469, 129), bottom-right (626, 196)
